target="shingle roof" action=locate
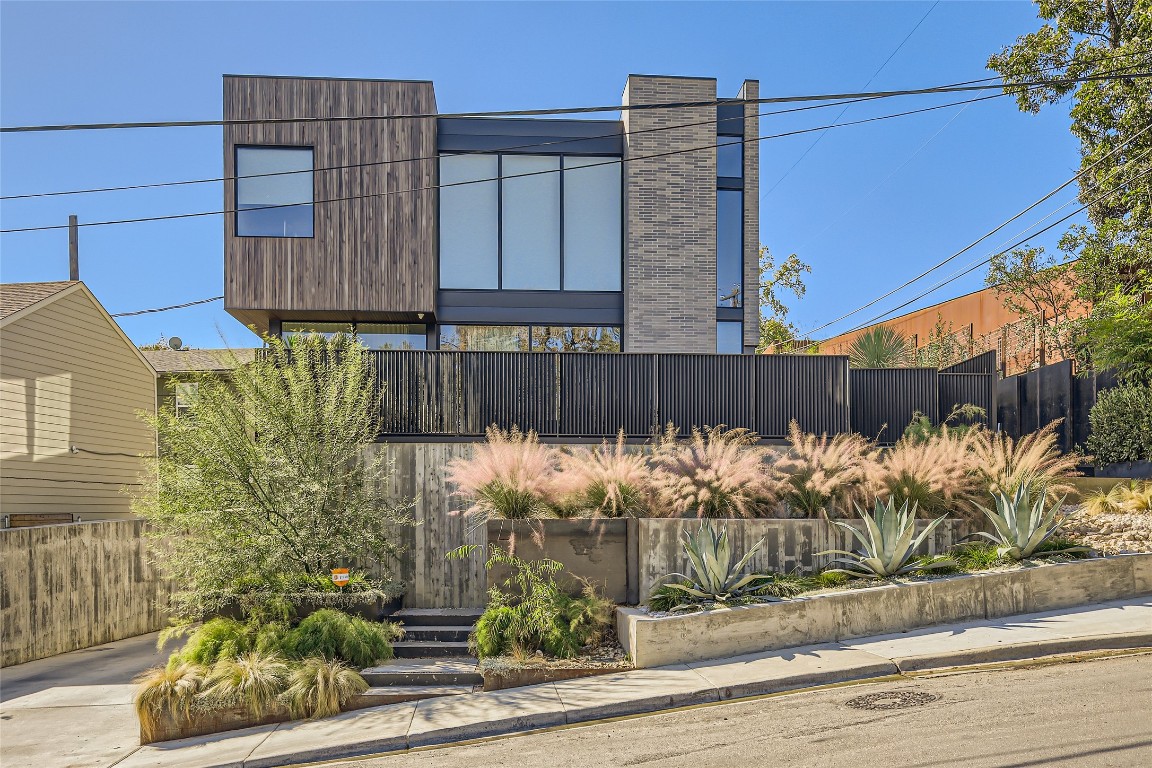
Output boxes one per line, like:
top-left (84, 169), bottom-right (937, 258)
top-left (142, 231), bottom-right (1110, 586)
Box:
top-left (0, 281), bottom-right (77, 319)
top-left (142, 348), bottom-right (258, 373)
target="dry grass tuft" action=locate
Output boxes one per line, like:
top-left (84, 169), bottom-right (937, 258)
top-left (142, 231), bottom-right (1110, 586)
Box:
top-left (651, 424), bottom-right (775, 518)
top-left (557, 431), bottom-right (653, 517)
top-left (969, 420), bottom-right (1080, 501)
top-left (447, 426), bottom-right (563, 522)
top-left (872, 428), bottom-right (984, 519)
top-left (775, 422), bottom-right (879, 518)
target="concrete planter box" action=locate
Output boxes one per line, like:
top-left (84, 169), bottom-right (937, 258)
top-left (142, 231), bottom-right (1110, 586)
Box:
top-left (480, 664), bottom-right (622, 692)
top-left (142, 696), bottom-right (382, 744)
top-left (617, 553), bottom-right (1152, 668)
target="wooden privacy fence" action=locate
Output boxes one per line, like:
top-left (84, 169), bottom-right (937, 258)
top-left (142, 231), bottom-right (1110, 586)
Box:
top-left (375, 351), bottom-right (995, 444)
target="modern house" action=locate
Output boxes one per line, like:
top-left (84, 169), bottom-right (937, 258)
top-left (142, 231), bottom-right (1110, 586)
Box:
top-left (222, 74), bottom-right (760, 354)
top-left (0, 282), bottom-right (156, 524)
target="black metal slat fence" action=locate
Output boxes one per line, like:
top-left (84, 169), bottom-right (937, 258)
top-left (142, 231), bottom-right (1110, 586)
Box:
top-left (374, 351), bottom-right (991, 443)
top-left (995, 361), bottom-right (1118, 452)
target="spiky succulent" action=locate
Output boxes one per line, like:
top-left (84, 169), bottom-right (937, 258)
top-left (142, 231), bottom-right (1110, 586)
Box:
top-left (970, 484), bottom-right (1090, 561)
top-left (821, 498), bottom-right (955, 578)
top-left (649, 522), bottom-right (775, 611)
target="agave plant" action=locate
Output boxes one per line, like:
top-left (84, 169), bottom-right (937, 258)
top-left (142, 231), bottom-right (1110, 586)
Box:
top-left (447, 425), bottom-right (562, 524)
top-left (775, 421), bottom-right (878, 518)
top-left (648, 522), bottom-right (775, 612)
top-left (970, 484), bottom-right (1090, 561)
top-left (651, 424), bottom-right (775, 518)
top-left (821, 498), bottom-right (955, 578)
top-left (846, 325), bottom-right (911, 369)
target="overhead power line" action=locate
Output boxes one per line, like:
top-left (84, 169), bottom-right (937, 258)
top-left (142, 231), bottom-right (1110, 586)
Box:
top-left (0, 90), bottom-right (1060, 235)
top-left (2, 70), bottom-right (1148, 134)
top-left (111, 295), bottom-right (223, 317)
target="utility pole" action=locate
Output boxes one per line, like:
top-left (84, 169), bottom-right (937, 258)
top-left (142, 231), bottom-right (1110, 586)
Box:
top-left (68, 215), bottom-right (79, 280)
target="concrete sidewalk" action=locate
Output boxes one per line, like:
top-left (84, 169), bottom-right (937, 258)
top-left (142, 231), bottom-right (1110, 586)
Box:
top-left (47, 596), bottom-right (1143, 768)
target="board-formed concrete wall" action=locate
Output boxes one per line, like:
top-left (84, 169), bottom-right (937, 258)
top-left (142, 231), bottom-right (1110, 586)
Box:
top-left (0, 520), bottom-right (171, 667)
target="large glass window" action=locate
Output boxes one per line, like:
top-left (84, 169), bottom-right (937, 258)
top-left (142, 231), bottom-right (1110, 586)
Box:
top-left (563, 158), bottom-right (622, 291)
top-left (236, 147), bottom-right (314, 237)
top-left (438, 153), bottom-right (622, 292)
top-left (439, 325), bottom-right (621, 352)
top-left (439, 155), bottom-right (500, 289)
top-left (282, 322), bottom-right (427, 350)
top-left (717, 190), bottom-right (744, 307)
top-left (717, 321), bottom-right (743, 354)
top-left (502, 155), bottom-right (561, 290)
top-left (717, 136), bottom-right (744, 178)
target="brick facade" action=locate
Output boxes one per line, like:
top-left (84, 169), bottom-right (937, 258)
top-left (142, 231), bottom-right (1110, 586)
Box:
top-left (740, 79), bottom-right (761, 352)
top-left (622, 75), bottom-right (718, 353)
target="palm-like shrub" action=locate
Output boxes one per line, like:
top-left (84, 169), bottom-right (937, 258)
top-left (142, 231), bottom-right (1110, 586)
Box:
top-left (557, 431), bottom-right (652, 517)
top-left (281, 658), bottom-right (368, 719)
top-left (201, 652), bottom-right (291, 718)
top-left (969, 420), bottom-right (1080, 501)
top-left (775, 421), bottom-right (878, 518)
top-left (971, 485), bottom-right (1089, 560)
top-left (847, 326), bottom-right (911, 368)
top-left (648, 522), bottom-right (776, 612)
top-left (448, 426), bottom-right (562, 524)
top-left (651, 424), bottom-right (775, 518)
top-left (871, 429), bottom-right (983, 519)
top-left (280, 609), bottom-right (401, 668)
top-left (134, 660), bottom-right (206, 743)
top-left (822, 498), bottom-right (955, 578)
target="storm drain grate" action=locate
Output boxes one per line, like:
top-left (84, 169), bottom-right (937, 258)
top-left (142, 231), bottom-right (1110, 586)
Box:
top-left (845, 690), bottom-right (941, 710)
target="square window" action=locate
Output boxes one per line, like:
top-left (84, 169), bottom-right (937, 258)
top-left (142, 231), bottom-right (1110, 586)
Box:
top-left (236, 147), bottom-right (314, 237)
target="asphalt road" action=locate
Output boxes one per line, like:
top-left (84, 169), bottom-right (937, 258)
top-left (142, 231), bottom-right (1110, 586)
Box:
top-left (335, 653), bottom-right (1152, 768)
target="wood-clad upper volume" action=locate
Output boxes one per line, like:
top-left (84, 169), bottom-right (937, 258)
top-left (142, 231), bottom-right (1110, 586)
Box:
top-left (223, 76), bottom-right (438, 334)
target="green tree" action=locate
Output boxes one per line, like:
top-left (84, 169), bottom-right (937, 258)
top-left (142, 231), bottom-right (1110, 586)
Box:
top-left (757, 246), bottom-right (812, 353)
top-left (987, 0), bottom-right (1152, 377)
top-left (985, 246), bottom-right (1083, 366)
top-left (134, 333), bottom-right (412, 621)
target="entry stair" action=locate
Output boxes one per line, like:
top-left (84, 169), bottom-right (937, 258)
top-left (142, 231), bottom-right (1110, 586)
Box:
top-left (358, 608), bottom-right (483, 705)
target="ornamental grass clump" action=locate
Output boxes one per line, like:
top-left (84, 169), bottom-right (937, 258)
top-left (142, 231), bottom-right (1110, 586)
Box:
top-left (280, 609), bottom-right (401, 668)
top-left (651, 424), bottom-right (776, 518)
top-left (1082, 481), bottom-right (1152, 516)
top-left (134, 660), bottom-right (207, 743)
top-left (201, 652), bottom-right (291, 719)
top-left (821, 498), bottom-right (956, 578)
top-left (871, 428), bottom-right (983, 519)
top-left (557, 431), bottom-right (652, 517)
top-left (775, 421), bottom-right (878, 518)
top-left (281, 658), bottom-right (368, 720)
top-left (448, 426), bottom-right (563, 525)
top-left (969, 420), bottom-right (1080, 502)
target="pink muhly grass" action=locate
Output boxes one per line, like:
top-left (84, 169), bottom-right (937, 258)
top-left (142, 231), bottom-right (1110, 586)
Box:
top-left (969, 419), bottom-right (1080, 501)
top-left (651, 424), bottom-right (776, 519)
top-left (871, 428), bottom-right (983, 520)
top-left (446, 426), bottom-right (561, 521)
top-left (775, 421), bottom-right (879, 518)
top-left (557, 431), bottom-right (653, 518)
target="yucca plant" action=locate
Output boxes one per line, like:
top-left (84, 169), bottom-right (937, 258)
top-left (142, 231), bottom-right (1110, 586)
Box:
top-left (775, 421), bottom-right (878, 517)
top-left (448, 425), bottom-right (562, 525)
top-left (648, 522), bottom-right (775, 612)
top-left (969, 420), bottom-right (1080, 502)
top-left (280, 658), bottom-right (368, 719)
top-left (200, 652), bottom-right (291, 718)
top-left (821, 498), bottom-right (956, 578)
top-left (134, 660), bottom-right (207, 743)
top-left (557, 431), bottom-right (652, 517)
top-left (651, 425), bottom-right (775, 518)
top-left (846, 325), bottom-right (911, 369)
top-left (970, 484), bottom-right (1090, 561)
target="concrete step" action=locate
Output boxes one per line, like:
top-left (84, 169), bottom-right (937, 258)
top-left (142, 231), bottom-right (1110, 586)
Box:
top-left (392, 640), bottom-right (472, 659)
top-left (362, 658), bottom-right (482, 687)
top-left (401, 625), bottom-right (473, 643)
top-left (394, 608), bottom-right (484, 627)
top-left (353, 685), bottom-right (474, 706)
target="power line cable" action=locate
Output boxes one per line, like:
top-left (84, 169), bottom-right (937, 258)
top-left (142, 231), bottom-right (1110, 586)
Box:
top-left (0, 89), bottom-right (1089, 235)
top-left (110, 295), bottom-right (223, 317)
top-left (2, 70), bottom-right (1147, 134)
top-left (762, 1), bottom-right (940, 198)
top-left (786, 124), bottom-right (1152, 342)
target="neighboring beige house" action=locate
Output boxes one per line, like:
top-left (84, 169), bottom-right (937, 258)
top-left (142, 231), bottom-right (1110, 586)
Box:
top-left (0, 282), bottom-right (157, 524)
top-left (142, 348), bottom-right (257, 416)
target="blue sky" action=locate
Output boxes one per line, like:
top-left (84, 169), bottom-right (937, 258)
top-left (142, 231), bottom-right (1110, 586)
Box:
top-left (0, 1), bottom-right (1080, 348)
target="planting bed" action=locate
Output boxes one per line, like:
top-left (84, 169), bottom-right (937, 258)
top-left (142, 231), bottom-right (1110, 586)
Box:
top-left (479, 635), bottom-right (631, 692)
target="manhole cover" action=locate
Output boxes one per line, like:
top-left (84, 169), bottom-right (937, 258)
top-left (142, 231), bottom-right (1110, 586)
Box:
top-left (845, 690), bottom-right (941, 710)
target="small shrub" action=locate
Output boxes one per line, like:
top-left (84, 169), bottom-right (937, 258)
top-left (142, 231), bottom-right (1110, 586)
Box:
top-left (1085, 385), bottom-right (1152, 465)
top-left (902, 403), bottom-right (987, 443)
top-left (134, 660), bottom-right (206, 743)
top-left (776, 422), bottom-right (878, 517)
top-left (201, 652), bottom-right (290, 718)
top-left (821, 498), bottom-right (956, 578)
top-left (950, 541), bottom-right (1008, 571)
top-left (281, 609), bottom-right (401, 668)
top-left (970, 485), bottom-right (1089, 561)
top-left (448, 426), bottom-right (562, 524)
top-left (557, 431), bottom-right (652, 517)
top-left (969, 420), bottom-right (1080, 501)
top-left (281, 658), bottom-right (368, 719)
top-left (174, 617), bottom-right (291, 666)
top-left (651, 425), bottom-right (775, 518)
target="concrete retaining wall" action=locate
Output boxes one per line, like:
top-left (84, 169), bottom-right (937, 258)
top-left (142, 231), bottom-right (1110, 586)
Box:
top-left (0, 520), bottom-right (171, 667)
top-left (617, 553), bottom-right (1152, 668)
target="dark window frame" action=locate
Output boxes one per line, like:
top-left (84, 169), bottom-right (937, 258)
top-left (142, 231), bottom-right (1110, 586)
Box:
top-left (436, 323), bottom-right (622, 352)
top-left (234, 144), bottom-right (317, 240)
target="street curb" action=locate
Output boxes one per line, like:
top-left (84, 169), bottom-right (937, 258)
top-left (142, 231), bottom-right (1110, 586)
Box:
top-left (891, 632), bottom-right (1152, 672)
